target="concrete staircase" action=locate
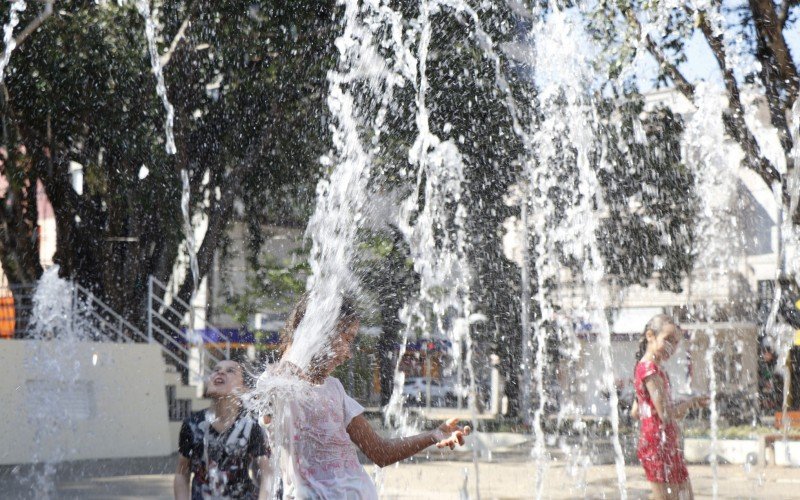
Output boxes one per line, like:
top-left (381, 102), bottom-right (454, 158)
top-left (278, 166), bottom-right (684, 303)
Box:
top-left (164, 365), bottom-right (210, 452)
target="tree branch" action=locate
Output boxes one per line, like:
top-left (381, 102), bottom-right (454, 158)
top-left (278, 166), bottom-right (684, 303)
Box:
top-left (644, 34), bottom-right (695, 101)
top-left (172, 168), bottom-right (237, 315)
top-left (171, 120), bottom-right (273, 318)
top-left (14, 0), bottom-right (55, 48)
top-left (160, 11), bottom-right (193, 68)
top-left (696, 12), bottom-right (786, 198)
top-left (748, 0), bottom-right (799, 109)
top-left (626, 11), bottom-right (695, 101)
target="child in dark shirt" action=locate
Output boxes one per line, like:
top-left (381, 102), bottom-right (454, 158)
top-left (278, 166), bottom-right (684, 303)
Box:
top-left (174, 360), bottom-right (272, 500)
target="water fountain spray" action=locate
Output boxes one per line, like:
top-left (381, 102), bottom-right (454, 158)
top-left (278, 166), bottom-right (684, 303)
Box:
top-left (16, 268), bottom-right (96, 498)
top-left (684, 83), bottom-right (745, 499)
top-left (136, 1), bottom-right (202, 377)
top-left (528, 6), bottom-right (628, 497)
top-left (0, 0), bottom-right (25, 82)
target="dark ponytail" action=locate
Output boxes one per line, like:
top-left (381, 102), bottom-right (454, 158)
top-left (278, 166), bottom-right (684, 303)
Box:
top-left (633, 313), bottom-right (677, 376)
top-left (633, 335), bottom-right (648, 376)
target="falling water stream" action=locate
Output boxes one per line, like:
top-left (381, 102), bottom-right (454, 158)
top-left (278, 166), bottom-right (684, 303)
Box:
top-left (136, 0), bottom-right (176, 156)
top-left (136, 1), bottom-right (201, 359)
top-left (0, 0), bottom-right (25, 82)
top-left (528, 6), bottom-right (631, 497)
top-left (685, 83), bottom-right (758, 497)
top-left (7, 0), bottom-right (795, 497)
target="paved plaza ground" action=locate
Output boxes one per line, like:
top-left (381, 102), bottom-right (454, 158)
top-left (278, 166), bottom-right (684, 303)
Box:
top-left (3, 453), bottom-right (799, 499)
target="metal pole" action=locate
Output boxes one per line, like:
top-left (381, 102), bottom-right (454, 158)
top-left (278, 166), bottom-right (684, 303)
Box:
top-left (520, 196), bottom-right (532, 425)
top-left (72, 285), bottom-right (78, 337)
top-left (425, 343), bottom-right (432, 409)
top-left (147, 276), bottom-right (153, 343)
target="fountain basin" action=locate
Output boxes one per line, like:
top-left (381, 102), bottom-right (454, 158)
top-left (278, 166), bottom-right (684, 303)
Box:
top-left (683, 437), bottom-right (759, 465)
top-left (772, 440), bottom-right (800, 466)
top-left (684, 434), bottom-right (800, 466)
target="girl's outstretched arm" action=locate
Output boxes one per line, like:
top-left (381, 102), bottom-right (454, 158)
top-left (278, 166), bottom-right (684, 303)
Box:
top-left (173, 455), bottom-right (191, 500)
top-left (672, 395), bottom-right (710, 419)
top-left (645, 376), bottom-right (709, 422)
top-left (347, 416), bottom-right (470, 467)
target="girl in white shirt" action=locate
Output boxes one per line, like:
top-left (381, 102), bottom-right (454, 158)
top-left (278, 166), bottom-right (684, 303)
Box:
top-left (262, 294), bottom-right (469, 499)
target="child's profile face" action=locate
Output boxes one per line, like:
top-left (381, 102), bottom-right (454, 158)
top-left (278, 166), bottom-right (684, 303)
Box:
top-left (654, 323), bottom-right (681, 360)
top-left (326, 320), bottom-right (359, 371)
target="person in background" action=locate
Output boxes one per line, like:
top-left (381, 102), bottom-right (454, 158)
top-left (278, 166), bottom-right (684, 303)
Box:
top-left (631, 314), bottom-right (709, 500)
top-left (174, 360), bottom-right (272, 500)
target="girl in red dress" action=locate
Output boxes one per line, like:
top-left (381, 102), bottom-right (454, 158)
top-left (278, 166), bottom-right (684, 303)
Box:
top-left (631, 314), bottom-right (709, 500)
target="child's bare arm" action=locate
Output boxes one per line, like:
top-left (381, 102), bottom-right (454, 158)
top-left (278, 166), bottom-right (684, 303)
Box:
top-left (173, 455), bottom-right (191, 500)
top-left (630, 399), bottom-right (639, 419)
top-left (256, 455), bottom-right (273, 500)
top-left (672, 396), bottom-right (710, 419)
top-left (644, 376), bottom-right (671, 422)
top-left (347, 416), bottom-right (470, 468)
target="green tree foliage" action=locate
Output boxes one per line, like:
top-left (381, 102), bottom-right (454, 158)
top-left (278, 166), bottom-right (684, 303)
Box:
top-left (358, 228), bottom-right (420, 405)
top-left (346, 1), bottom-right (535, 413)
top-left (596, 97), bottom-right (698, 291)
top-left (589, 0), bottom-right (799, 226)
top-left (0, 1), bottom-right (337, 330)
top-left (222, 253), bottom-right (309, 326)
top-left (423, 3), bottom-right (532, 416)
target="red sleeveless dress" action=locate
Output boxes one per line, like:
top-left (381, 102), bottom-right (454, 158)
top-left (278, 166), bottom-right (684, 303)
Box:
top-left (634, 360), bottom-right (689, 484)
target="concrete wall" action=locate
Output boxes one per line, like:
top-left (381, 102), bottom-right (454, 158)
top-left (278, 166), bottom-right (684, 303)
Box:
top-left (0, 340), bottom-right (172, 465)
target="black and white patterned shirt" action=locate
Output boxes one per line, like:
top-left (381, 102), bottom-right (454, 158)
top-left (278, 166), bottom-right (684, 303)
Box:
top-left (179, 409), bottom-right (268, 500)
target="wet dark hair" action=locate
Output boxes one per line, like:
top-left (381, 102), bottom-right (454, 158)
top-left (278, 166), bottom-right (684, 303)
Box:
top-left (279, 293), bottom-right (359, 355)
top-left (633, 314), bottom-right (678, 375)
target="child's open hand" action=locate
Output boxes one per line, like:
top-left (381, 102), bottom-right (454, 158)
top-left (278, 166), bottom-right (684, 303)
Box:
top-left (433, 418), bottom-right (471, 449)
top-left (693, 395), bottom-right (710, 409)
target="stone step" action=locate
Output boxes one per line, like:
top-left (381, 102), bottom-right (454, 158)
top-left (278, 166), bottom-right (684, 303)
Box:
top-left (163, 370), bottom-right (183, 387)
top-left (173, 383), bottom-right (200, 400)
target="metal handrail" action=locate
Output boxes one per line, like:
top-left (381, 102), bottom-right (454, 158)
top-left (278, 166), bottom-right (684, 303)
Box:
top-left (151, 323), bottom-right (223, 381)
top-left (151, 277), bottom-right (194, 313)
top-left (150, 295), bottom-right (231, 361)
top-left (1, 276), bottom-right (224, 384)
top-left (151, 324), bottom-right (193, 358)
top-left (148, 276), bottom-right (231, 359)
top-left (75, 283), bottom-right (210, 377)
top-left (147, 275), bottom-right (229, 378)
top-left (75, 284), bottom-right (150, 343)
top-left (151, 315), bottom-right (225, 369)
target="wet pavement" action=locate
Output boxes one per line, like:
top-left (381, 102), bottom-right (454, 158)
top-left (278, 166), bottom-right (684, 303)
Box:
top-left (2, 453), bottom-right (799, 499)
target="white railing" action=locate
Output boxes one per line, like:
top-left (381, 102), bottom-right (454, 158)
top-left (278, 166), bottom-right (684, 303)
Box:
top-left (3, 277), bottom-right (230, 385)
top-left (147, 276), bottom-right (231, 380)
top-left (75, 283), bottom-right (149, 343)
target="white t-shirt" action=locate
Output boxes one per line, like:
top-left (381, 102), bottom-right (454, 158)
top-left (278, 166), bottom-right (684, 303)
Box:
top-left (281, 377), bottom-right (377, 500)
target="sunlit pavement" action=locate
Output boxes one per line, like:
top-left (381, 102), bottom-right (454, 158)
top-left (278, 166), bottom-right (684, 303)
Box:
top-left (378, 461), bottom-right (800, 499)
top-left (3, 455), bottom-right (800, 499)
